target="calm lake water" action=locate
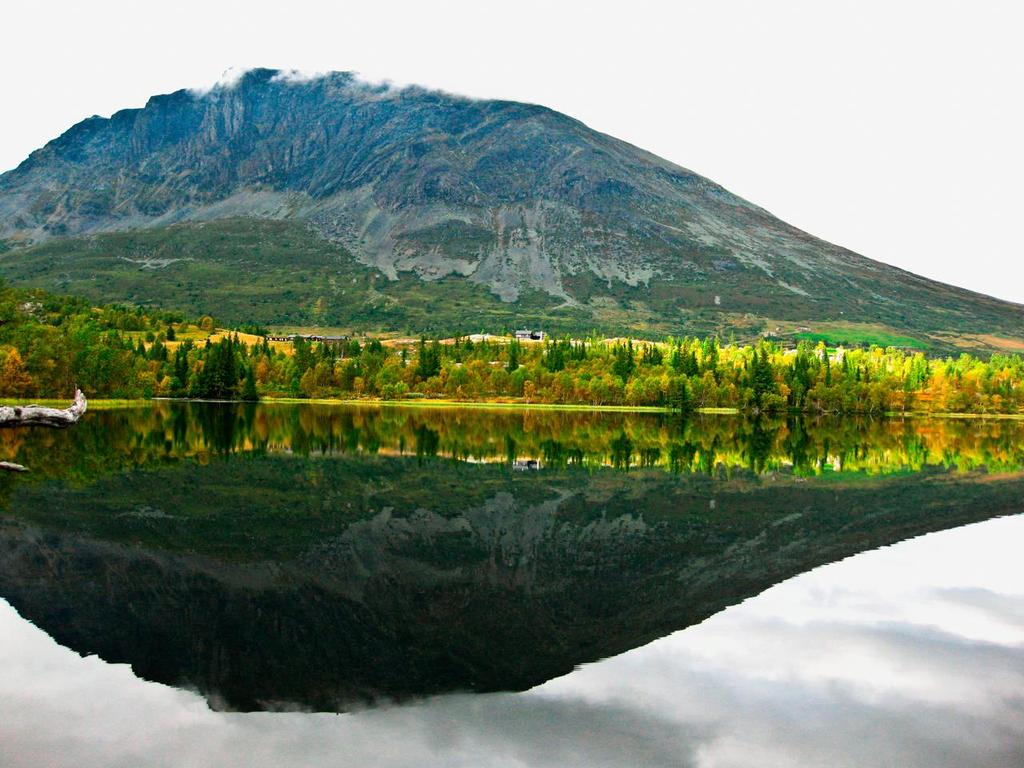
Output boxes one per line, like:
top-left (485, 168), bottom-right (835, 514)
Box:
top-left (1, 403), bottom-right (1022, 767)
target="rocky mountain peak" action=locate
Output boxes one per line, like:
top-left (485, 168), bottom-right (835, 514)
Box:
top-left (1, 69), bottom-right (1021, 342)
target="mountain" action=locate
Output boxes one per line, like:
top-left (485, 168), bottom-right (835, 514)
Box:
top-left (0, 68), bottom-right (1021, 347)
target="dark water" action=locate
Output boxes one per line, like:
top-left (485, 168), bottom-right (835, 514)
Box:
top-left (0, 403), bottom-right (1022, 767)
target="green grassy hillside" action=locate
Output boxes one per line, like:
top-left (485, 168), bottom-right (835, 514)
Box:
top-left (1, 219), bottom-right (592, 335)
top-left (5, 218), bottom-right (1022, 352)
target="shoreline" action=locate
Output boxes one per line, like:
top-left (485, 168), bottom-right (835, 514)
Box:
top-left (3, 396), bottom-right (1024, 420)
top-left (256, 398), bottom-right (736, 414)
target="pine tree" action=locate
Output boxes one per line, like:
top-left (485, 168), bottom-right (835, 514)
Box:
top-left (172, 345), bottom-right (190, 395)
top-left (668, 375), bottom-right (691, 412)
top-left (641, 344), bottom-right (663, 366)
top-left (241, 366), bottom-right (259, 402)
top-left (415, 337), bottom-right (441, 379)
top-left (543, 339), bottom-right (567, 372)
top-left (507, 340), bottom-right (520, 372)
top-left (749, 346), bottom-right (776, 410)
top-left (700, 337), bottom-right (719, 373)
top-left (612, 341), bottom-right (635, 380)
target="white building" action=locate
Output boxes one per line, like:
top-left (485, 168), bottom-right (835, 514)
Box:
top-left (514, 329), bottom-right (546, 341)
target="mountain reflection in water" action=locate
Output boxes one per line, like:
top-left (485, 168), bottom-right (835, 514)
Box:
top-left (0, 403), bottom-right (1022, 714)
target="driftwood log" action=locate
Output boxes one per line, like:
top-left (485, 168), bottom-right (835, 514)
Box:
top-left (0, 390), bottom-right (87, 472)
top-left (0, 390), bottom-right (87, 428)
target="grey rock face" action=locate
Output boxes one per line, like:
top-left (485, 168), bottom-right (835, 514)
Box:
top-left (0, 71), bottom-right (851, 294)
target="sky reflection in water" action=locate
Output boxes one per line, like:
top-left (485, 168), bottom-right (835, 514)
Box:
top-left (1, 514), bottom-right (1021, 768)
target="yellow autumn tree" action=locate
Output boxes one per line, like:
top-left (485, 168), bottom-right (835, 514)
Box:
top-left (1, 349), bottom-right (34, 397)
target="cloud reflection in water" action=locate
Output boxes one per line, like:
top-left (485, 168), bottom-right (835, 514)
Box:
top-left (1, 516), bottom-right (1022, 768)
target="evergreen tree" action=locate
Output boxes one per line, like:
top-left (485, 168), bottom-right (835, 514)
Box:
top-left (507, 339), bottom-right (521, 372)
top-left (172, 344), bottom-right (191, 395)
top-left (241, 365), bottom-right (259, 402)
top-left (293, 336), bottom-right (312, 374)
top-left (543, 339), bottom-right (568, 372)
top-left (749, 346), bottom-right (776, 410)
top-left (668, 375), bottom-right (691, 412)
top-left (612, 340), bottom-right (636, 380)
top-left (191, 337), bottom-right (241, 399)
top-left (787, 347), bottom-right (813, 408)
top-left (640, 344), bottom-right (663, 366)
top-left (700, 337), bottom-right (719, 373)
top-left (414, 337), bottom-right (441, 379)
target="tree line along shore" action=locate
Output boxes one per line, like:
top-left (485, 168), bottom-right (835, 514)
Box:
top-left (2, 282), bottom-right (1023, 415)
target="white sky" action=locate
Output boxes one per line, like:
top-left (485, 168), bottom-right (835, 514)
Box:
top-left (2, 0), bottom-right (1022, 303)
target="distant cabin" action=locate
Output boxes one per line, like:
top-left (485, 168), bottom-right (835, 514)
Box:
top-left (514, 329), bottom-right (546, 341)
top-left (266, 333), bottom-right (350, 346)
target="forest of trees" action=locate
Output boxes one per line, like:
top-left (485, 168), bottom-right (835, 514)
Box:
top-left (2, 281), bottom-right (1024, 414)
top-left (252, 333), bottom-right (1024, 415)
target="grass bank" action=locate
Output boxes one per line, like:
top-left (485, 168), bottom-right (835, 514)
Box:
top-left (0, 398), bottom-right (151, 410)
top-left (257, 397), bottom-right (713, 414)
top-left (252, 398), bottom-right (1024, 419)
top-left (6, 395), bottom-right (1024, 420)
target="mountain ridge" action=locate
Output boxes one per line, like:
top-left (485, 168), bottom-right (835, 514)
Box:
top-left (0, 68), bottom-right (1021, 345)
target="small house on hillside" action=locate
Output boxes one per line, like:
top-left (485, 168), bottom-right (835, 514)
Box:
top-left (266, 333), bottom-right (349, 346)
top-left (514, 329), bottom-right (546, 341)
top-left (310, 335), bottom-right (350, 347)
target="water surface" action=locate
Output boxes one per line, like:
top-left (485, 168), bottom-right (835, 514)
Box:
top-left (0, 404), bottom-right (1021, 765)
